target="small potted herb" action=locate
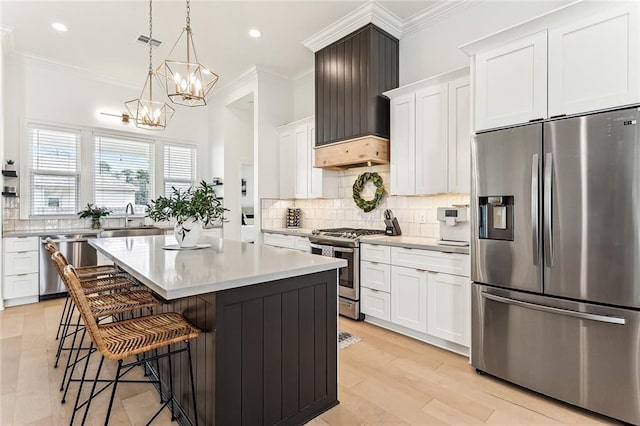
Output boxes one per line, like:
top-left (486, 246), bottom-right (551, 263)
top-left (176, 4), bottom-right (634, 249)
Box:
top-left (146, 181), bottom-right (227, 247)
top-left (77, 203), bottom-right (111, 229)
top-left (5, 160), bottom-right (15, 171)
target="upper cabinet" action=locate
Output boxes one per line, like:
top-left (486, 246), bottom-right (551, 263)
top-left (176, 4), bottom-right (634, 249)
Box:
top-left (278, 117), bottom-right (338, 199)
top-left (475, 32), bottom-right (548, 130)
top-left (385, 68), bottom-right (471, 196)
top-left (548, 6), bottom-right (639, 117)
top-left (463, 2), bottom-right (640, 132)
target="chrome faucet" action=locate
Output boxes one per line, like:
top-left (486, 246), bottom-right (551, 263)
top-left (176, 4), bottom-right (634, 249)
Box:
top-left (124, 203), bottom-right (134, 228)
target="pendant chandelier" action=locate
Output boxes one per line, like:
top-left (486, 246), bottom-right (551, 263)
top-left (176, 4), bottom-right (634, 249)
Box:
top-left (125, 0), bottom-right (175, 130)
top-left (156, 0), bottom-right (218, 107)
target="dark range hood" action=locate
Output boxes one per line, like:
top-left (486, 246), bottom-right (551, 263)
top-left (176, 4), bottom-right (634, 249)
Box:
top-left (314, 24), bottom-right (399, 169)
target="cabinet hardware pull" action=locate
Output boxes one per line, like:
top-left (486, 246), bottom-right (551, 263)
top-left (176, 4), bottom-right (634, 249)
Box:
top-left (415, 269), bottom-right (425, 272)
top-left (16, 273), bottom-right (28, 277)
top-left (528, 117), bottom-right (544, 122)
top-left (549, 114), bottom-right (566, 119)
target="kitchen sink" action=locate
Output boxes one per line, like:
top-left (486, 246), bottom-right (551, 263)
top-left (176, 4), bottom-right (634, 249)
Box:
top-left (98, 227), bottom-right (166, 238)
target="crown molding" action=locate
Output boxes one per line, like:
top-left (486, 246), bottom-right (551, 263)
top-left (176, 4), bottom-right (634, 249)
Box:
top-left (402, 0), bottom-right (482, 38)
top-left (302, 2), bottom-right (402, 53)
top-left (303, 0), bottom-right (481, 53)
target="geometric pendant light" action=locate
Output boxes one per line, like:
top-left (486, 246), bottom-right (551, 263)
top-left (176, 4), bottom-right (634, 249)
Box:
top-left (155, 0), bottom-right (218, 107)
top-left (125, 0), bottom-right (175, 130)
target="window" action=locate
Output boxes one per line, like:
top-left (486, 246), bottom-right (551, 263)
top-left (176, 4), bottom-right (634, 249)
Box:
top-left (94, 134), bottom-right (154, 215)
top-left (164, 144), bottom-right (196, 196)
top-left (29, 125), bottom-right (80, 216)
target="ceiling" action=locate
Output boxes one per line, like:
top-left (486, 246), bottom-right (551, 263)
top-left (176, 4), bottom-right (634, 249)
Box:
top-left (0, 1), bottom-right (440, 89)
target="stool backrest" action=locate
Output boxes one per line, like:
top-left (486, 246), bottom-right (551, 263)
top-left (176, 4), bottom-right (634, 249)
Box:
top-left (44, 238), bottom-right (59, 254)
top-left (62, 264), bottom-right (106, 350)
top-left (51, 251), bottom-right (71, 281)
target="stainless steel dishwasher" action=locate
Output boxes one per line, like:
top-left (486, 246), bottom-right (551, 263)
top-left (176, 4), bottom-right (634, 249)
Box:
top-left (39, 233), bottom-right (99, 300)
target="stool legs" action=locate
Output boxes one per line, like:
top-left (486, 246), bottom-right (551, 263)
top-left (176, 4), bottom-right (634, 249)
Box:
top-left (186, 341), bottom-right (199, 426)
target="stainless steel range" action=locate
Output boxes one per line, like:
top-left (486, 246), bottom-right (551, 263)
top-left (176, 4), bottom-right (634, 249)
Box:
top-left (309, 228), bottom-right (385, 320)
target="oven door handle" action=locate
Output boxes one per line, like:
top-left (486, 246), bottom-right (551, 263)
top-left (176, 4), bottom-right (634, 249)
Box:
top-left (309, 243), bottom-right (355, 254)
top-left (334, 247), bottom-right (354, 253)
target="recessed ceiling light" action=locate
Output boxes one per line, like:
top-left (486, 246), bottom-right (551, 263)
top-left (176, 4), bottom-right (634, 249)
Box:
top-left (51, 22), bottom-right (68, 32)
top-left (248, 29), bottom-right (262, 39)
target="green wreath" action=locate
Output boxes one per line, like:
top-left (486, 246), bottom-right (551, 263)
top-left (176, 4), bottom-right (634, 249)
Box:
top-left (353, 172), bottom-right (384, 212)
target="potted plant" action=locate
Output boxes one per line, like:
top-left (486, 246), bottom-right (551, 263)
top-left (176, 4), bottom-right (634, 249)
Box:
top-left (146, 181), bottom-right (226, 247)
top-left (5, 160), bottom-right (15, 171)
top-left (77, 203), bottom-right (111, 229)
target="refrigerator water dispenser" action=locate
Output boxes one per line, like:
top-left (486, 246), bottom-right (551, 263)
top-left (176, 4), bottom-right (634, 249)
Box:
top-left (478, 196), bottom-right (514, 240)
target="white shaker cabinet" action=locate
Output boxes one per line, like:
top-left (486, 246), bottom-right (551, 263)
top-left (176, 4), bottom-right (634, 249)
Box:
top-left (463, 1), bottom-right (640, 131)
top-left (427, 272), bottom-right (470, 346)
top-left (385, 68), bottom-right (470, 196)
top-left (390, 266), bottom-right (428, 333)
top-left (548, 5), bottom-right (640, 117)
top-left (415, 83), bottom-right (448, 195)
top-left (3, 237), bottom-right (40, 306)
top-left (389, 93), bottom-right (416, 195)
top-left (474, 31), bottom-right (548, 131)
top-left (278, 117), bottom-right (337, 199)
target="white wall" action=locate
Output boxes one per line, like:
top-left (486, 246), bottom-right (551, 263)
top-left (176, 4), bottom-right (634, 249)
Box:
top-left (223, 96), bottom-right (254, 240)
top-left (254, 69), bottom-right (293, 241)
top-left (292, 70), bottom-right (314, 121)
top-left (400, 0), bottom-right (572, 85)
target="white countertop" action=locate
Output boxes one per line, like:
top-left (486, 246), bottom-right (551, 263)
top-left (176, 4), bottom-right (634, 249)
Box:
top-left (89, 235), bottom-right (347, 300)
top-left (262, 228), bottom-right (315, 236)
top-left (360, 235), bottom-right (470, 254)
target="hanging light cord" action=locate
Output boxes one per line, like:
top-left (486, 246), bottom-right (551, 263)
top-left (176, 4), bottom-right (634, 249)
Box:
top-left (186, 0), bottom-right (191, 30)
top-left (148, 0), bottom-right (153, 74)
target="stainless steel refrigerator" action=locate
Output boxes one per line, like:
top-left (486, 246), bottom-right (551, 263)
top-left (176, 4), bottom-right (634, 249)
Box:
top-left (471, 106), bottom-right (640, 424)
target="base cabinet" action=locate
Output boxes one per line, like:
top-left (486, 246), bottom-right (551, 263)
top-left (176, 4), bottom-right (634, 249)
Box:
top-left (390, 266), bottom-right (428, 333)
top-left (3, 237), bottom-right (40, 306)
top-left (360, 242), bottom-right (470, 354)
top-left (427, 272), bottom-right (470, 346)
top-left (263, 232), bottom-right (310, 253)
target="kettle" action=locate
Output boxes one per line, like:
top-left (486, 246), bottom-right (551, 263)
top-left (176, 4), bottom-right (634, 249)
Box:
top-left (384, 209), bottom-right (402, 236)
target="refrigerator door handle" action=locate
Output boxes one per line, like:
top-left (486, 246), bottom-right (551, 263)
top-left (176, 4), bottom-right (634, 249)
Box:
top-left (544, 152), bottom-right (554, 267)
top-left (482, 291), bottom-right (626, 325)
top-left (531, 154), bottom-right (539, 265)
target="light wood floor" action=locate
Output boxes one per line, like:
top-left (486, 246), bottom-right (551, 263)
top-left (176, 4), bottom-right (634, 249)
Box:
top-left (0, 299), bottom-right (619, 425)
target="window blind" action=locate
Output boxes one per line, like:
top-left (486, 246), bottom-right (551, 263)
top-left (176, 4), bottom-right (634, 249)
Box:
top-left (164, 144), bottom-right (196, 196)
top-left (29, 126), bottom-right (80, 216)
top-left (94, 135), bottom-right (154, 215)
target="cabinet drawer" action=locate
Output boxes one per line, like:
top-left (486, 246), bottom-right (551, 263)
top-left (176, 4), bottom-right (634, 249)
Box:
top-left (293, 236), bottom-right (311, 252)
top-left (3, 273), bottom-right (39, 299)
top-left (263, 233), bottom-right (294, 249)
top-left (4, 251), bottom-right (39, 275)
top-left (361, 261), bottom-right (391, 292)
top-left (361, 287), bottom-right (391, 321)
top-left (360, 243), bottom-right (391, 263)
top-left (391, 247), bottom-right (470, 277)
top-left (4, 237), bottom-right (39, 253)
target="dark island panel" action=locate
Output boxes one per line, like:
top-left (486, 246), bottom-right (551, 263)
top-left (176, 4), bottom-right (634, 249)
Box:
top-left (150, 269), bottom-right (338, 425)
top-left (216, 269), bottom-right (338, 426)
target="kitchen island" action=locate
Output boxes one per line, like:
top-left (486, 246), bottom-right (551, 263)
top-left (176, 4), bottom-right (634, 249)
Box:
top-left (89, 235), bottom-right (347, 425)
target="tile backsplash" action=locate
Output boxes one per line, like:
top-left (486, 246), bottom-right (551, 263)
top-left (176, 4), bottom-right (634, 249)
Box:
top-left (261, 165), bottom-right (470, 239)
top-left (2, 197), bottom-right (146, 233)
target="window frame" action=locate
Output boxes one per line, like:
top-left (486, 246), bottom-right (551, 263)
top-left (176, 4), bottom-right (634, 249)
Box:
top-left (20, 120), bottom-right (199, 220)
top-left (26, 123), bottom-right (81, 218)
top-left (163, 142), bottom-right (198, 197)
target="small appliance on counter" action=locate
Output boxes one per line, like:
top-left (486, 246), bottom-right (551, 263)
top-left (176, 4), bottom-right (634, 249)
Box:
top-left (286, 205), bottom-right (301, 228)
top-left (436, 206), bottom-right (470, 246)
top-left (384, 209), bottom-right (402, 236)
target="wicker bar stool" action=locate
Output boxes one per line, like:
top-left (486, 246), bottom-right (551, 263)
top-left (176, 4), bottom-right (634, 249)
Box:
top-left (62, 265), bottom-right (201, 426)
top-left (49, 248), bottom-right (138, 369)
top-left (50, 252), bottom-right (162, 396)
top-left (44, 239), bottom-right (125, 343)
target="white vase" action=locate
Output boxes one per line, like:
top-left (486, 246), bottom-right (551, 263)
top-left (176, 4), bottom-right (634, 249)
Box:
top-left (174, 217), bottom-right (202, 248)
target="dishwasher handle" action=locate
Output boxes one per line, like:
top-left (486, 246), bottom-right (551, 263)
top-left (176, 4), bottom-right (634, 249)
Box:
top-left (42, 238), bottom-right (91, 244)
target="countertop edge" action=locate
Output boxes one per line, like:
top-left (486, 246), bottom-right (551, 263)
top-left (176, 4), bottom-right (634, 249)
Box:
top-left (89, 238), bottom-right (347, 300)
top-left (359, 235), bottom-right (470, 254)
